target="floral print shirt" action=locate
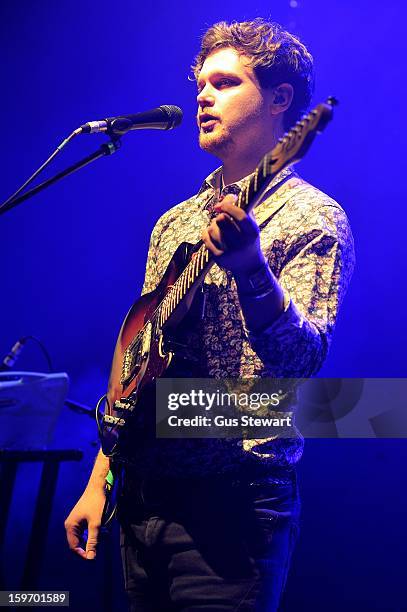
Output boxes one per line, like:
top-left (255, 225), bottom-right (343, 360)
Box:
top-left (129, 165), bottom-right (355, 478)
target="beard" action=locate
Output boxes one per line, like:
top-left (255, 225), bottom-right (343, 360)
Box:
top-left (198, 122), bottom-right (235, 158)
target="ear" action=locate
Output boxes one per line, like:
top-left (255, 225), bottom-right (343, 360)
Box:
top-left (270, 83), bottom-right (294, 116)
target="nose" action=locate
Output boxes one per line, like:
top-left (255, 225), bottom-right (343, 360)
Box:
top-left (197, 84), bottom-right (215, 109)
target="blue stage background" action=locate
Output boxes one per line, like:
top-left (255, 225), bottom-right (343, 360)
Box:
top-left (1, 1), bottom-right (406, 610)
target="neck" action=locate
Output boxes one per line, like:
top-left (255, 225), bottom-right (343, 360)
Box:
top-left (221, 134), bottom-right (282, 186)
top-left (222, 156), bottom-right (260, 185)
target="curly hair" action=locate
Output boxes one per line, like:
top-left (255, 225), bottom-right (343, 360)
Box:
top-left (192, 18), bottom-right (314, 130)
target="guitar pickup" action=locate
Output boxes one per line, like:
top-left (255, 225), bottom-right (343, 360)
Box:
top-left (103, 414), bottom-right (125, 426)
top-left (113, 398), bottom-right (134, 412)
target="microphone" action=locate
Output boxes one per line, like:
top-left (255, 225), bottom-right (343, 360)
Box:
top-left (80, 105), bottom-right (183, 135)
top-left (0, 338), bottom-right (27, 371)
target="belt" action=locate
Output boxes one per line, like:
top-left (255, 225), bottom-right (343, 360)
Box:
top-left (118, 467), bottom-right (297, 515)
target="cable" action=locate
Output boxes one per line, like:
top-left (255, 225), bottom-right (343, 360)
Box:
top-left (95, 393), bottom-right (109, 438)
top-left (23, 335), bottom-right (54, 371)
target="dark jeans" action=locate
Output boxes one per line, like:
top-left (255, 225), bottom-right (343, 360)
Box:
top-left (118, 474), bottom-right (300, 612)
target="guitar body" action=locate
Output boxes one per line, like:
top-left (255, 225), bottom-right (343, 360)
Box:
top-left (101, 241), bottom-right (198, 457)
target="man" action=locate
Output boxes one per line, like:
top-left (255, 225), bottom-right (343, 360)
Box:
top-left (65, 18), bottom-right (354, 611)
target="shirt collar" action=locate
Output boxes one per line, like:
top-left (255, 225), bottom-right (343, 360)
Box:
top-left (197, 164), bottom-right (295, 198)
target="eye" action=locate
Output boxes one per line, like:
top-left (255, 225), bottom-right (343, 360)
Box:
top-left (196, 77), bottom-right (237, 95)
top-left (217, 78), bottom-right (234, 88)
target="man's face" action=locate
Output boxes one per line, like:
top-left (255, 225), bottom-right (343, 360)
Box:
top-left (196, 47), bottom-right (273, 160)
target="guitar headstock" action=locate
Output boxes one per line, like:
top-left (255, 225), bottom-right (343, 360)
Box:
top-left (263, 97), bottom-right (338, 177)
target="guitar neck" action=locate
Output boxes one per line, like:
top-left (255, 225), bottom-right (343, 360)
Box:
top-left (158, 243), bottom-right (213, 328)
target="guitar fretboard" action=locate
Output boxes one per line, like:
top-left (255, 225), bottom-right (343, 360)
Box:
top-left (158, 243), bottom-right (212, 329)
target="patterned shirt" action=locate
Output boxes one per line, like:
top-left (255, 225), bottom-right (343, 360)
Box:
top-left (129, 165), bottom-right (355, 478)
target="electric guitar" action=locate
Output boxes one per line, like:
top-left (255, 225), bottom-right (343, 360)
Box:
top-left (97, 98), bottom-right (337, 497)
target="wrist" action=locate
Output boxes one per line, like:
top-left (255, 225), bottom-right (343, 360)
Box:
top-left (83, 481), bottom-right (106, 498)
top-left (233, 251), bottom-right (268, 282)
top-left (235, 260), bottom-right (276, 298)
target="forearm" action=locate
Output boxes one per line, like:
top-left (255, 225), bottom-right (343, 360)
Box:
top-left (246, 298), bottom-right (327, 377)
top-left (85, 449), bottom-right (110, 492)
top-left (235, 261), bottom-right (327, 377)
top-left (234, 261), bottom-right (285, 333)
top-left (65, 448), bottom-right (109, 560)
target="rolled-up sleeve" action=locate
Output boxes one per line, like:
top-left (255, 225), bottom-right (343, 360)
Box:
top-left (248, 203), bottom-right (355, 377)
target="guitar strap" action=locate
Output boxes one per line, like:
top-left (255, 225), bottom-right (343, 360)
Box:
top-left (254, 176), bottom-right (311, 230)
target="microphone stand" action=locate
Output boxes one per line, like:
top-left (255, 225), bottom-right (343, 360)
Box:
top-left (0, 137), bottom-right (121, 216)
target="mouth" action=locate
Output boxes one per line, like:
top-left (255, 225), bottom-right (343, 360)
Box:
top-left (199, 114), bottom-right (219, 132)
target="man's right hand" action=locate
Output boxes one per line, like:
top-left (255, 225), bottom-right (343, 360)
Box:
top-left (64, 488), bottom-right (106, 560)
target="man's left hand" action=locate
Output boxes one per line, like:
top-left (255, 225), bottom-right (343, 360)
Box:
top-left (201, 194), bottom-right (266, 275)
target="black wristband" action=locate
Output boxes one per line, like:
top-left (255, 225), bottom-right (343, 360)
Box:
top-left (236, 262), bottom-right (276, 298)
